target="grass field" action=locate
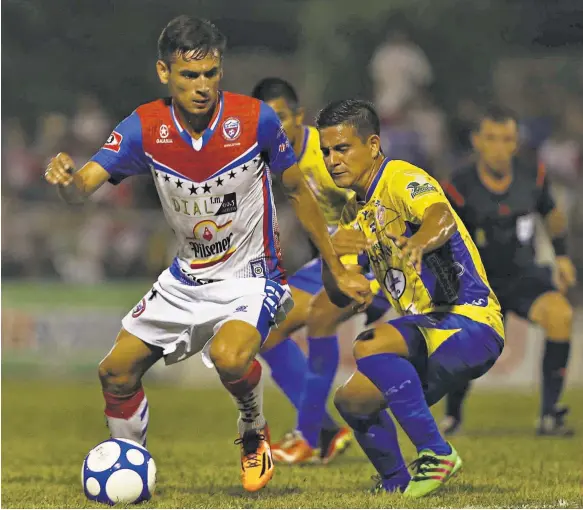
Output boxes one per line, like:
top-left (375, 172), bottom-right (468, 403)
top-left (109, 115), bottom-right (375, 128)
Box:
top-left (2, 381), bottom-right (582, 508)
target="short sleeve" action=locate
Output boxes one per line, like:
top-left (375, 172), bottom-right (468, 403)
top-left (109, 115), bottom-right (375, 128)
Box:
top-left (90, 112), bottom-right (150, 185)
top-left (535, 163), bottom-right (556, 217)
top-left (257, 102), bottom-right (296, 174)
top-left (391, 165), bottom-right (449, 223)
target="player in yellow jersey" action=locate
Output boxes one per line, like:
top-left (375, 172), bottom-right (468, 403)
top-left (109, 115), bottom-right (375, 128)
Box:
top-left (251, 79), bottom-right (391, 465)
top-left (316, 99), bottom-right (505, 498)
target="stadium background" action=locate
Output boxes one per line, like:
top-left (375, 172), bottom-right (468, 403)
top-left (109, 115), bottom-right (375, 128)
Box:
top-left (2, 1), bottom-right (583, 507)
top-left (3, 0), bottom-right (583, 386)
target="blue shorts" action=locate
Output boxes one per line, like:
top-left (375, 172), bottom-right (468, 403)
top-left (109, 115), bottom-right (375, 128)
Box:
top-left (288, 258), bottom-right (391, 320)
top-left (389, 312), bottom-right (504, 406)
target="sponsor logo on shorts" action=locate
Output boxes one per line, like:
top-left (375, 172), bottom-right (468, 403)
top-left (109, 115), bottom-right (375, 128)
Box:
top-left (407, 181), bottom-right (436, 199)
top-left (234, 305), bottom-right (248, 313)
top-left (131, 298), bottom-right (146, 318)
top-left (170, 193), bottom-right (237, 217)
top-left (103, 131), bottom-right (123, 153)
top-left (188, 220), bottom-right (236, 268)
top-left (222, 117), bottom-right (241, 141)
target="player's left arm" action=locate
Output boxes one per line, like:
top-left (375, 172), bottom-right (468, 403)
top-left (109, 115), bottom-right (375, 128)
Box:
top-left (390, 169), bottom-right (457, 273)
top-left (256, 102), bottom-right (372, 305)
top-left (536, 164), bottom-right (577, 291)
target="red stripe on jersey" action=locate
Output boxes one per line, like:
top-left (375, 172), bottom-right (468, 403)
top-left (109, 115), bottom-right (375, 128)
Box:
top-left (441, 180), bottom-right (465, 207)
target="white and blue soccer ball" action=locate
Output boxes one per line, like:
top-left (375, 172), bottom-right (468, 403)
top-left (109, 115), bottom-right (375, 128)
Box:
top-left (81, 438), bottom-right (156, 505)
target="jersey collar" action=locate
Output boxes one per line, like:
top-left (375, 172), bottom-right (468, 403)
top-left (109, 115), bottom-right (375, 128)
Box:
top-left (170, 92), bottom-right (224, 152)
top-left (297, 126), bottom-right (310, 162)
top-left (365, 157), bottom-right (390, 201)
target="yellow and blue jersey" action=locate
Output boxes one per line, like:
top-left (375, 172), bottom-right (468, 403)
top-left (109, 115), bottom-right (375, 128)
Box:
top-left (339, 158), bottom-right (505, 350)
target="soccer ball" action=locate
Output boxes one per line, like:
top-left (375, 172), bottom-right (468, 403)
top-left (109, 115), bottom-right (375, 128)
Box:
top-left (81, 438), bottom-right (156, 505)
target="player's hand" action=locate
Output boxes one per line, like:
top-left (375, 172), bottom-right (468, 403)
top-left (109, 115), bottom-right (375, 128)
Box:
top-left (555, 256), bottom-right (577, 294)
top-left (389, 234), bottom-right (424, 273)
top-left (332, 266), bottom-right (373, 310)
top-left (44, 152), bottom-right (76, 187)
top-left (332, 228), bottom-right (373, 256)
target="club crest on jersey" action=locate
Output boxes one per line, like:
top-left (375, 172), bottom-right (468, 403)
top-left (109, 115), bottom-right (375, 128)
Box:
top-left (407, 181), bottom-right (436, 199)
top-left (384, 268), bottom-right (406, 299)
top-left (104, 131), bottom-right (123, 153)
top-left (131, 298), bottom-right (146, 318)
top-left (188, 219), bottom-right (236, 268)
top-left (222, 117), bottom-right (241, 141)
top-left (156, 124), bottom-right (173, 144)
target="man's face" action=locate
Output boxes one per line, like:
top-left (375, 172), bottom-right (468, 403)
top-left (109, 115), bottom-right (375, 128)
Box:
top-left (157, 51), bottom-right (222, 116)
top-left (319, 124), bottom-right (380, 189)
top-left (472, 118), bottom-right (518, 174)
top-left (266, 97), bottom-right (303, 146)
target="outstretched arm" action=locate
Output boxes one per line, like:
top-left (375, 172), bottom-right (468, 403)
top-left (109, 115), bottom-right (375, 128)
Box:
top-left (44, 154), bottom-right (110, 205)
top-left (280, 164), bottom-right (371, 305)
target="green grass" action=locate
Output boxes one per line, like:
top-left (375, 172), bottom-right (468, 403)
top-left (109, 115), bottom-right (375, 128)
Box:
top-left (2, 381), bottom-right (582, 508)
top-left (2, 281), bottom-right (151, 309)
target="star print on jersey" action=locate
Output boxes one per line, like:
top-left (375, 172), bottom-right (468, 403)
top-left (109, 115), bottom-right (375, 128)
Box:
top-left (175, 179), bottom-right (183, 188)
top-left (189, 185), bottom-right (198, 195)
top-left (216, 177), bottom-right (224, 186)
top-left (203, 183), bottom-right (212, 193)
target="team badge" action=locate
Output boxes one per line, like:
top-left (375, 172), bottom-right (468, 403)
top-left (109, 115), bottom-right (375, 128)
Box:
top-left (222, 117), bottom-right (241, 141)
top-left (103, 131), bottom-right (123, 153)
top-left (384, 268), bottom-right (406, 299)
top-left (131, 298), bottom-right (146, 318)
top-left (159, 124), bottom-right (169, 138)
top-left (407, 181), bottom-right (436, 199)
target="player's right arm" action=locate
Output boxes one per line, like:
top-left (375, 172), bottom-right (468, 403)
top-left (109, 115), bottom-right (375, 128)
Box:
top-left (45, 155), bottom-right (111, 205)
top-left (44, 111), bottom-right (150, 204)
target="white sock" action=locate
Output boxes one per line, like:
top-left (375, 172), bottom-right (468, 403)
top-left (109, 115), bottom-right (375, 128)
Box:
top-left (104, 390), bottom-right (149, 446)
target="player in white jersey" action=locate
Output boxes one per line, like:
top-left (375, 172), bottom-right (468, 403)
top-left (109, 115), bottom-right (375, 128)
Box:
top-left (43, 16), bottom-right (371, 493)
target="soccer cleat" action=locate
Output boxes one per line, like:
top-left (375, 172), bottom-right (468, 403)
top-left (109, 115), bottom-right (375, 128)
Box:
top-left (271, 433), bottom-right (318, 464)
top-left (403, 443), bottom-right (462, 498)
top-left (235, 426), bottom-right (274, 492)
top-left (536, 406), bottom-right (575, 437)
top-left (271, 429), bottom-right (302, 452)
top-left (320, 427), bottom-right (353, 464)
top-left (440, 415), bottom-right (462, 437)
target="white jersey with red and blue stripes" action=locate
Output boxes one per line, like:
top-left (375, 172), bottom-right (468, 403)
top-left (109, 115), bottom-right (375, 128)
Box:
top-left (91, 91), bottom-right (295, 284)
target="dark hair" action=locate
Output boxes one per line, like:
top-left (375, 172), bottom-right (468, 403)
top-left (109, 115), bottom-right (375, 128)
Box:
top-left (315, 99), bottom-right (380, 140)
top-left (251, 78), bottom-right (299, 111)
top-left (158, 16), bottom-right (227, 64)
top-left (475, 104), bottom-right (518, 131)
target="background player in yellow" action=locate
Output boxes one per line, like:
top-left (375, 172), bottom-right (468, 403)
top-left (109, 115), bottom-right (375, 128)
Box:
top-left (316, 99), bottom-right (505, 497)
top-left (252, 78), bottom-right (391, 464)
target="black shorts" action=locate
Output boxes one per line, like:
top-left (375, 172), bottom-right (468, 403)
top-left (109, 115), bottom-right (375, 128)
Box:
top-left (489, 265), bottom-right (556, 319)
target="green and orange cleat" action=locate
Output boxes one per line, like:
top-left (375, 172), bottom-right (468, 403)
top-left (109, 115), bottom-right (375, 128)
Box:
top-left (403, 443), bottom-right (462, 498)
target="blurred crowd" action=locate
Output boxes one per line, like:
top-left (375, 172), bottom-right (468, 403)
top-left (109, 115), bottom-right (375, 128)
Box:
top-left (2, 32), bottom-right (583, 284)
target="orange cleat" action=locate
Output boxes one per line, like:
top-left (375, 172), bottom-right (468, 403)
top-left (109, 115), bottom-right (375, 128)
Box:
top-left (235, 426), bottom-right (274, 492)
top-left (271, 432), bottom-right (319, 465)
top-left (320, 427), bottom-right (353, 464)
top-left (271, 430), bottom-right (301, 452)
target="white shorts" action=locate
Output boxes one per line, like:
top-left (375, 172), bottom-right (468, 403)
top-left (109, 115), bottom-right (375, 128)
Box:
top-left (121, 268), bottom-right (293, 366)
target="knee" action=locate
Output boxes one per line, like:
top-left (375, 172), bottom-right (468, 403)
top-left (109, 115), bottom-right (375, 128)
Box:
top-left (98, 356), bottom-right (140, 395)
top-left (209, 337), bottom-right (254, 378)
top-left (352, 324), bottom-right (407, 360)
top-left (306, 304), bottom-right (339, 337)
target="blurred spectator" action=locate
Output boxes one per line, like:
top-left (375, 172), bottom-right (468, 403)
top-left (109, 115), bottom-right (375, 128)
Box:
top-left (369, 30), bottom-right (433, 122)
top-left (71, 93), bottom-right (112, 153)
